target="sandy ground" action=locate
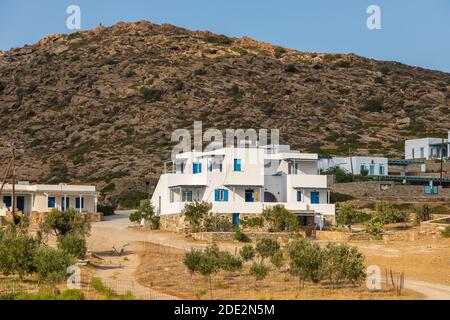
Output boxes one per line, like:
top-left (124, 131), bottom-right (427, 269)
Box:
top-left (87, 211), bottom-right (450, 300)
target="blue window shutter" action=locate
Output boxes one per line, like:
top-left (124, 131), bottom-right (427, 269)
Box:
top-left (199, 163), bottom-right (202, 173)
top-left (193, 163), bottom-right (197, 174)
top-left (76, 197), bottom-right (80, 209)
top-left (48, 197), bottom-right (56, 208)
top-left (224, 190), bottom-right (229, 201)
top-left (219, 163), bottom-right (222, 172)
top-left (3, 196), bottom-right (12, 207)
top-left (209, 163), bottom-right (212, 172)
top-left (297, 191), bottom-right (301, 202)
top-left (214, 189), bottom-right (219, 201)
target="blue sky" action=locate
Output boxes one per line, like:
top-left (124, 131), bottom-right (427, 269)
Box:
top-left (1, 0), bottom-right (449, 72)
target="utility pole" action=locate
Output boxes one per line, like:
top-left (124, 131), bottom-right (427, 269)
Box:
top-left (440, 137), bottom-right (444, 187)
top-left (349, 147), bottom-right (354, 181)
top-left (11, 146), bottom-right (16, 220)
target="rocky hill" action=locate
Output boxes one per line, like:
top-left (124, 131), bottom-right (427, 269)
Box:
top-left (0, 20), bottom-right (449, 192)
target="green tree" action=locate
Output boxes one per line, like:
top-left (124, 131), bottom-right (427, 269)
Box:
top-left (262, 205), bottom-right (298, 232)
top-left (58, 233), bottom-right (87, 259)
top-left (321, 242), bottom-right (366, 288)
top-left (182, 201), bottom-right (212, 232)
top-left (270, 250), bottom-right (284, 269)
top-left (183, 249), bottom-right (203, 276)
top-left (323, 166), bottom-right (354, 183)
top-left (415, 204), bottom-right (431, 225)
top-left (286, 238), bottom-right (324, 290)
top-left (40, 209), bottom-right (90, 237)
top-left (239, 245), bottom-right (256, 262)
top-left (336, 202), bottom-right (362, 232)
top-left (365, 216), bottom-right (384, 238)
top-left (375, 202), bottom-right (409, 224)
top-left (34, 246), bottom-right (74, 286)
top-left (249, 261), bottom-right (269, 287)
top-left (129, 201), bottom-right (160, 229)
top-left (219, 251), bottom-right (243, 273)
top-left (0, 231), bottom-right (39, 280)
top-left (255, 238), bottom-right (280, 261)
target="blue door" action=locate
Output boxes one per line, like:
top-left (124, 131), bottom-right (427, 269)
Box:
top-left (232, 213), bottom-right (240, 226)
top-left (245, 189), bottom-right (254, 202)
top-left (369, 165), bottom-right (375, 175)
top-left (3, 196), bottom-right (12, 207)
top-left (310, 192), bottom-right (320, 204)
top-left (16, 196), bottom-right (25, 212)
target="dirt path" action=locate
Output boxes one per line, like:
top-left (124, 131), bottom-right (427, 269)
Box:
top-left (402, 280), bottom-right (450, 300)
top-left (87, 211), bottom-right (177, 300)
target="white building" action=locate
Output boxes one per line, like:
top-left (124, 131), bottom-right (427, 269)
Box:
top-left (319, 156), bottom-right (388, 176)
top-left (0, 182), bottom-right (98, 217)
top-left (405, 132), bottom-right (450, 160)
top-left (151, 145), bottom-right (335, 229)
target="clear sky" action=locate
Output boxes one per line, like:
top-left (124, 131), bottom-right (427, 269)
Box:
top-left (1, 0), bottom-right (449, 72)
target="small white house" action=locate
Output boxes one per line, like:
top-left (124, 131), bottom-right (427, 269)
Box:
top-left (0, 182), bottom-right (98, 216)
top-left (151, 144), bottom-right (335, 229)
top-left (405, 132), bottom-right (449, 160)
top-left (319, 156), bottom-right (389, 176)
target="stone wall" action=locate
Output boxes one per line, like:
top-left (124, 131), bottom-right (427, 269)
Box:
top-left (331, 181), bottom-right (450, 202)
top-left (191, 231), bottom-right (309, 243)
top-left (159, 213), bottom-right (189, 233)
top-left (29, 211), bottom-right (102, 228)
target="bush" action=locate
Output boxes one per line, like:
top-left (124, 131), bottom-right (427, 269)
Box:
top-left (129, 201), bottom-right (159, 229)
top-left (321, 242), bottom-right (366, 287)
top-left (140, 87), bottom-right (163, 102)
top-left (110, 190), bottom-right (148, 209)
top-left (0, 232), bottom-right (39, 280)
top-left (365, 216), bottom-right (384, 238)
top-left (262, 205), bottom-right (298, 232)
top-left (249, 261), bottom-right (269, 284)
top-left (183, 249), bottom-right (203, 275)
top-left (97, 204), bottom-right (115, 216)
top-left (287, 238), bottom-right (324, 287)
top-left (34, 247), bottom-right (74, 285)
top-left (234, 229), bottom-right (250, 242)
top-left (255, 238), bottom-right (280, 260)
top-left (441, 225), bottom-right (450, 238)
top-left (182, 201), bottom-right (212, 232)
top-left (204, 215), bottom-right (234, 232)
top-left (219, 251), bottom-right (242, 273)
top-left (323, 166), bottom-right (353, 183)
top-left (239, 217), bottom-right (264, 228)
top-left (204, 34), bottom-right (232, 45)
top-left (336, 202), bottom-right (364, 231)
top-left (239, 245), bottom-right (255, 262)
top-left (363, 96), bottom-right (384, 112)
top-left (270, 250), bottom-right (284, 269)
top-left (284, 64), bottom-right (297, 73)
top-left (40, 208), bottom-right (91, 237)
top-left (375, 202), bottom-right (409, 223)
top-left (58, 233), bottom-right (87, 259)
top-left (415, 204), bottom-right (431, 224)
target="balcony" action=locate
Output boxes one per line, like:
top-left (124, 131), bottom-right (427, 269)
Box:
top-left (287, 174), bottom-right (328, 189)
top-left (166, 172), bottom-right (207, 188)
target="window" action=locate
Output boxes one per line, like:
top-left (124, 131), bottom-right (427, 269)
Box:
top-left (3, 196), bottom-right (12, 207)
top-left (234, 159), bottom-right (241, 172)
top-left (193, 163), bottom-right (202, 174)
top-left (214, 189), bottom-right (229, 202)
top-left (420, 147), bottom-right (425, 158)
top-left (369, 165), bottom-right (375, 175)
top-left (219, 162), bottom-right (223, 172)
top-left (412, 148), bottom-right (415, 158)
top-left (424, 186), bottom-right (438, 194)
top-left (296, 191), bottom-right (302, 202)
top-left (75, 197), bottom-right (84, 209)
top-left (360, 164), bottom-right (367, 173)
top-left (170, 190), bottom-right (175, 203)
top-left (177, 163), bottom-right (184, 174)
top-left (380, 184), bottom-right (390, 191)
top-left (182, 189), bottom-right (193, 202)
top-left (379, 165), bottom-right (385, 175)
top-left (48, 197), bottom-right (56, 208)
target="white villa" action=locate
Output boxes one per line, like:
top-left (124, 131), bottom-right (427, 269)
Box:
top-left (0, 182), bottom-right (98, 217)
top-left (405, 131), bottom-right (450, 160)
top-left (319, 156), bottom-right (389, 176)
top-left (151, 144), bottom-right (335, 229)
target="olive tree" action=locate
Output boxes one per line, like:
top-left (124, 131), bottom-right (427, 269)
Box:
top-left (336, 202), bottom-right (362, 232)
top-left (182, 201), bottom-right (212, 232)
top-left (40, 209), bottom-right (90, 238)
top-left (255, 238), bottom-right (280, 261)
top-left (249, 261), bottom-right (269, 287)
top-left (129, 201), bottom-right (160, 229)
top-left (262, 204), bottom-right (298, 232)
top-left (286, 238), bottom-right (324, 290)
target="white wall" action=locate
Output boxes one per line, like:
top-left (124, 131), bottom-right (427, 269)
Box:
top-left (320, 156), bottom-right (388, 176)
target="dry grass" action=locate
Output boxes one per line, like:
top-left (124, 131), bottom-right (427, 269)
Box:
top-left (135, 243), bottom-right (419, 300)
top-left (353, 238), bottom-right (450, 285)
